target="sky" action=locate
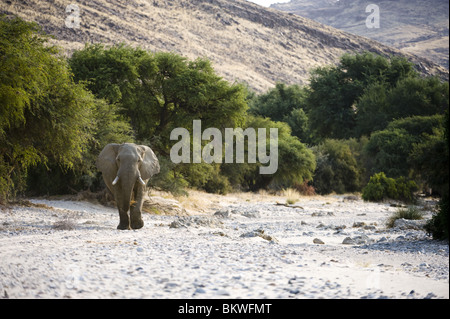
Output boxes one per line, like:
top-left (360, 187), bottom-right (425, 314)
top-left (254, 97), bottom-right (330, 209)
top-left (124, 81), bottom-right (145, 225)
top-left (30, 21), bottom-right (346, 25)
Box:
top-left (246, 0), bottom-right (291, 7)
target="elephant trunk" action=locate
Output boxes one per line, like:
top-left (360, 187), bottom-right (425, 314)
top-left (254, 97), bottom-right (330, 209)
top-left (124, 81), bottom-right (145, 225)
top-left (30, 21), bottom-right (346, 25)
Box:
top-left (111, 175), bottom-right (145, 186)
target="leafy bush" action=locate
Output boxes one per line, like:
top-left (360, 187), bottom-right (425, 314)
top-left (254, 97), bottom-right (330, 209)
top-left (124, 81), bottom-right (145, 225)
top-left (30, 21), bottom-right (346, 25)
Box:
top-left (203, 167), bottom-right (231, 195)
top-left (311, 139), bottom-right (361, 194)
top-left (293, 181), bottom-right (316, 196)
top-left (305, 52), bottom-right (416, 140)
top-left (362, 172), bottom-right (417, 202)
top-left (364, 115), bottom-right (445, 180)
top-left (425, 194), bottom-right (449, 240)
top-left (0, 16), bottom-right (112, 200)
top-left (424, 110), bottom-right (449, 240)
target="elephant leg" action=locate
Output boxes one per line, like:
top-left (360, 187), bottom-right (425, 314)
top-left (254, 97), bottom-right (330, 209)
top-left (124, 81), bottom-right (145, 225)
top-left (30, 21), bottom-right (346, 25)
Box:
top-left (130, 184), bottom-right (145, 229)
top-left (117, 200), bottom-right (131, 230)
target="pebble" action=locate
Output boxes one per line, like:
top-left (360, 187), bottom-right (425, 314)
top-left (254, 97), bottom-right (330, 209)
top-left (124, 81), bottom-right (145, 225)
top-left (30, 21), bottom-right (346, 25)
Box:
top-left (313, 238), bottom-right (325, 245)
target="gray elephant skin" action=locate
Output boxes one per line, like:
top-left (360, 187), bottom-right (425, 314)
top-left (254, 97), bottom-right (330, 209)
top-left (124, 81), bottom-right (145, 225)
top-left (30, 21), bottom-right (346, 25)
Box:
top-left (97, 143), bottom-right (160, 230)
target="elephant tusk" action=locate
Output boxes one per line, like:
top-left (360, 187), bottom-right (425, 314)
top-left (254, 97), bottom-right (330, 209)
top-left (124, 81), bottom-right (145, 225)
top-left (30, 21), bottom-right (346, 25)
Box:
top-left (112, 176), bottom-right (119, 186)
top-left (138, 176), bottom-right (146, 186)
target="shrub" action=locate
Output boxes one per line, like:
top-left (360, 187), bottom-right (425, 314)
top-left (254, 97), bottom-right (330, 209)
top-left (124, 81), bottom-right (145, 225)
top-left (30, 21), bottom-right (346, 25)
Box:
top-left (282, 188), bottom-right (301, 205)
top-left (293, 181), bottom-right (316, 196)
top-left (362, 172), bottom-right (417, 202)
top-left (425, 194), bottom-right (449, 240)
top-left (202, 165), bottom-right (231, 195)
top-left (311, 139), bottom-right (361, 195)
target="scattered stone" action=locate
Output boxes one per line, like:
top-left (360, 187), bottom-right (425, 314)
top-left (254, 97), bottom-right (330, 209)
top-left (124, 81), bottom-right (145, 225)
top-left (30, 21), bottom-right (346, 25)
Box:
top-left (313, 238), bottom-right (325, 244)
top-left (424, 292), bottom-right (437, 299)
top-left (312, 212), bottom-right (334, 217)
top-left (240, 228), bottom-right (278, 242)
top-left (194, 288), bottom-right (206, 294)
top-left (213, 209), bottom-right (231, 218)
top-left (342, 237), bottom-right (356, 245)
top-left (214, 208), bottom-right (260, 218)
top-left (52, 218), bottom-right (77, 230)
top-left (143, 196), bottom-right (188, 216)
top-left (342, 235), bottom-right (373, 245)
top-left (169, 220), bottom-right (186, 229)
top-left (377, 237), bottom-right (388, 242)
top-left (241, 210), bottom-right (261, 218)
top-left (353, 222), bottom-right (366, 228)
top-left (215, 289), bottom-right (230, 296)
top-left (169, 216), bottom-right (223, 229)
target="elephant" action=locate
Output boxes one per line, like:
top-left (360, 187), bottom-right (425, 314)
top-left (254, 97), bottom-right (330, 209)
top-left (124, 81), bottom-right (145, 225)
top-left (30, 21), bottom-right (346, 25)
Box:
top-left (96, 143), bottom-right (160, 230)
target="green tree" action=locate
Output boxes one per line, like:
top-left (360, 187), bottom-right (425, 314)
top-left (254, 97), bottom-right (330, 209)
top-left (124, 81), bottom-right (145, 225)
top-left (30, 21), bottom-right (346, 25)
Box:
top-left (356, 77), bottom-right (449, 136)
top-left (423, 109), bottom-right (448, 239)
top-left (70, 44), bottom-right (250, 194)
top-left (305, 52), bottom-right (416, 140)
top-left (311, 139), bottom-right (361, 194)
top-left (70, 46), bottom-right (248, 153)
top-left (223, 116), bottom-right (315, 191)
top-left (249, 83), bottom-right (311, 143)
top-left (364, 115), bottom-right (445, 183)
top-left (0, 17), bottom-right (133, 199)
top-left (0, 16), bottom-right (95, 200)
top-left (362, 172), bottom-right (417, 203)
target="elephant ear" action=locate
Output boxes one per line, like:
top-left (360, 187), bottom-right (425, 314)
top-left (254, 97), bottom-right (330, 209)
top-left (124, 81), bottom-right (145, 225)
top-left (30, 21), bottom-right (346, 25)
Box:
top-left (96, 143), bottom-right (120, 176)
top-left (138, 145), bottom-right (160, 180)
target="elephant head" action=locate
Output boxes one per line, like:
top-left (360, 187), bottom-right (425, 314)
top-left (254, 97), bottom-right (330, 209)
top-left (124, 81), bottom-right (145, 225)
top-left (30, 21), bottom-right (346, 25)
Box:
top-left (96, 143), bottom-right (160, 229)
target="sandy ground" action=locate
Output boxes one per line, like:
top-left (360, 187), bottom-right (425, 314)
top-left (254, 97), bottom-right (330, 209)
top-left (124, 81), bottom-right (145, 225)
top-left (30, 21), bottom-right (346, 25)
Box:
top-left (0, 191), bottom-right (448, 299)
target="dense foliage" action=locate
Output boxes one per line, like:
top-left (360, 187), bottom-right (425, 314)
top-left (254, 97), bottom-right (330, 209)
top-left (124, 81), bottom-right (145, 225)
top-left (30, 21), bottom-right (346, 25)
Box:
top-left (362, 172), bottom-right (417, 202)
top-left (1, 17), bottom-right (448, 239)
top-left (0, 16), bottom-right (133, 200)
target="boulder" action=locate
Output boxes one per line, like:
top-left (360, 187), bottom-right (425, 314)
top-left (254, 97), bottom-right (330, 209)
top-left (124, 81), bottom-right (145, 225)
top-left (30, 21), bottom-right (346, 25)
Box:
top-left (393, 218), bottom-right (427, 230)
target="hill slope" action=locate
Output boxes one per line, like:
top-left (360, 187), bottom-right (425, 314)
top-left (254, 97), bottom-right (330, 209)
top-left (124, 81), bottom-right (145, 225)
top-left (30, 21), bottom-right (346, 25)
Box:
top-left (271, 0), bottom-right (449, 69)
top-left (1, 0), bottom-right (448, 92)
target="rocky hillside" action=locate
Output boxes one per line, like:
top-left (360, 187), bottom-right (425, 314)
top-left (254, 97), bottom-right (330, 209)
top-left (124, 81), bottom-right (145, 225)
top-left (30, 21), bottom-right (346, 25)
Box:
top-left (1, 0), bottom-right (447, 92)
top-left (272, 0), bottom-right (449, 69)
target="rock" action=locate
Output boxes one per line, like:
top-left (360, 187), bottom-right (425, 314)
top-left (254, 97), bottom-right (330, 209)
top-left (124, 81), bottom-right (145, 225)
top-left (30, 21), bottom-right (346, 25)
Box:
top-left (194, 288), bottom-right (206, 294)
top-left (213, 209), bottom-right (231, 218)
top-left (169, 220), bottom-right (185, 229)
top-left (393, 218), bottom-right (426, 230)
top-left (169, 216), bottom-right (223, 229)
top-left (342, 237), bottom-right (355, 245)
top-left (313, 238), bottom-right (325, 244)
top-left (241, 210), bottom-right (261, 218)
top-left (312, 212), bottom-right (333, 217)
top-left (352, 222), bottom-right (366, 228)
top-left (342, 235), bottom-right (373, 245)
top-left (354, 235), bottom-right (372, 244)
top-left (240, 228), bottom-right (278, 242)
top-left (215, 289), bottom-right (230, 296)
top-left (143, 196), bottom-right (188, 216)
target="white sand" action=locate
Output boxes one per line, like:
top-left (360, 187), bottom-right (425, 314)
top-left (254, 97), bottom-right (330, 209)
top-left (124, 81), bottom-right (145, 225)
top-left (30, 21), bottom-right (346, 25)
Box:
top-left (0, 192), bottom-right (448, 299)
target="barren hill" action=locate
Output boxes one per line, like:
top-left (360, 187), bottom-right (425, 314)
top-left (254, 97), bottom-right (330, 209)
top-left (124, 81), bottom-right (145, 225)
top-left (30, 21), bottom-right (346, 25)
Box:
top-left (1, 0), bottom-right (448, 92)
top-left (272, 0), bottom-right (449, 69)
